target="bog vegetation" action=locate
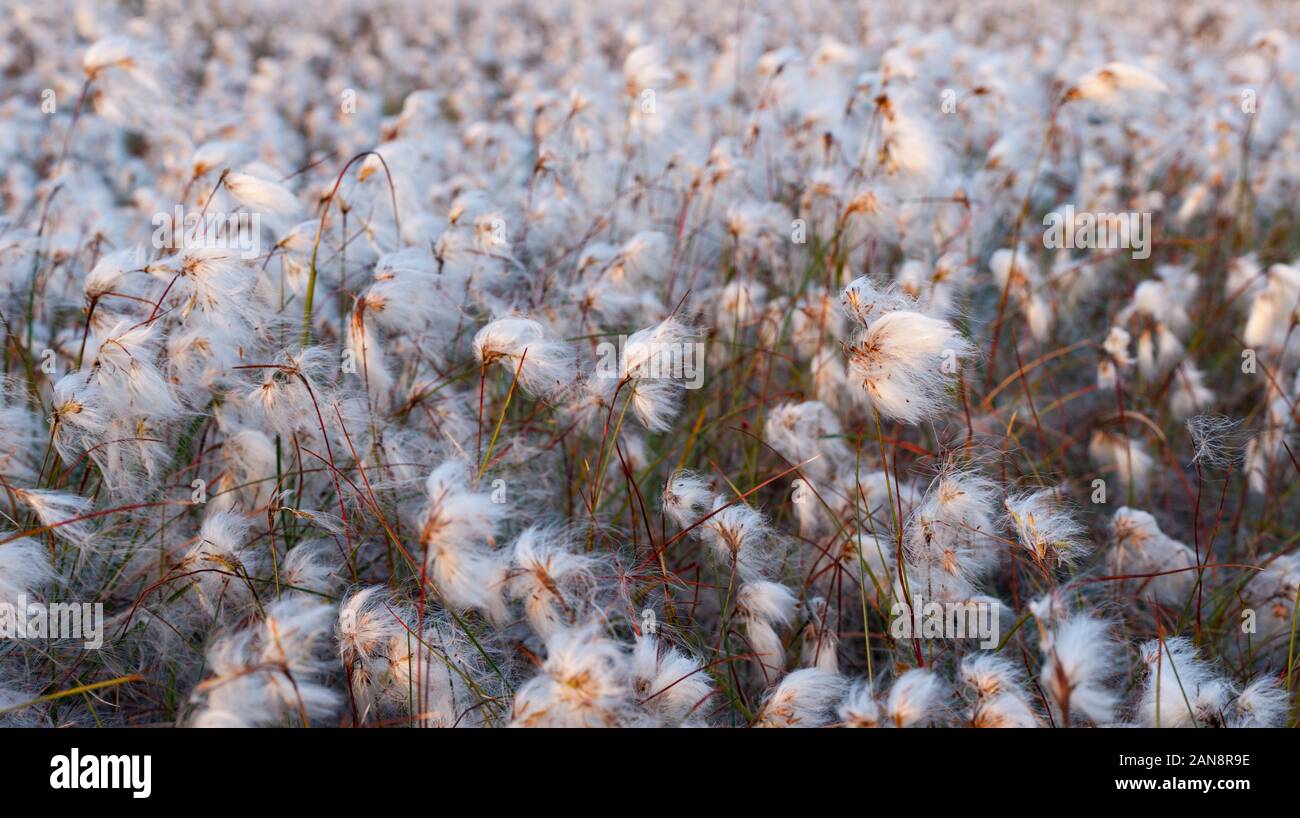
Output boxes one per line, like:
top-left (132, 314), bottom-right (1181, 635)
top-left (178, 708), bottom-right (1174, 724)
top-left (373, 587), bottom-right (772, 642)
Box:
top-left (0, 0), bottom-right (1298, 728)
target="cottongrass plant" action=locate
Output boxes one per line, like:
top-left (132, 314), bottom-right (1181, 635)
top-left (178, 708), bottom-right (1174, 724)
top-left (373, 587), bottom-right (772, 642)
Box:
top-left (0, 0), bottom-right (1298, 729)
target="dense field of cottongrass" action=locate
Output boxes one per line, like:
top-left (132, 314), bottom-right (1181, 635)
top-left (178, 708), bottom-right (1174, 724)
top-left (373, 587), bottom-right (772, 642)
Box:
top-left (1, 0), bottom-right (1299, 728)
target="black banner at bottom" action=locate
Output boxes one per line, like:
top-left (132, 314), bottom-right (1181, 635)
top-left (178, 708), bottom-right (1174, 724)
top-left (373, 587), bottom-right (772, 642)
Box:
top-left (8, 726), bottom-right (1287, 806)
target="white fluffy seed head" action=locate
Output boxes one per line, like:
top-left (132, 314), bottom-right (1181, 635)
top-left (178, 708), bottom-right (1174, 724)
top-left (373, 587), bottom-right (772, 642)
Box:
top-left (661, 469), bottom-right (714, 529)
top-left (223, 170), bottom-right (302, 215)
top-left (630, 635), bottom-right (714, 723)
top-left (510, 626), bottom-right (628, 728)
top-left (508, 525), bottom-right (597, 638)
top-left (1108, 507), bottom-right (1195, 607)
top-left (0, 536), bottom-right (55, 606)
top-left (905, 467), bottom-right (1002, 601)
top-left (754, 668), bottom-right (846, 727)
top-left (1039, 614), bottom-right (1119, 726)
top-left (1066, 62), bottom-right (1169, 103)
top-left (884, 668), bottom-right (945, 727)
top-left (837, 679), bottom-right (881, 727)
top-left (1137, 637), bottom-right (1231, 728)
top-left (473, 317), bottom-right (574, 398)
top-left (1004, 488), bottom-right (1086, 568)
top-left (845, 310), bottom-right (973, 424)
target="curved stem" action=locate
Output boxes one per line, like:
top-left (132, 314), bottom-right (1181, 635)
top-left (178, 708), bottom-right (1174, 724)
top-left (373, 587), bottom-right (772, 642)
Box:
top-left (301, 151), bottom-right (401, 347)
